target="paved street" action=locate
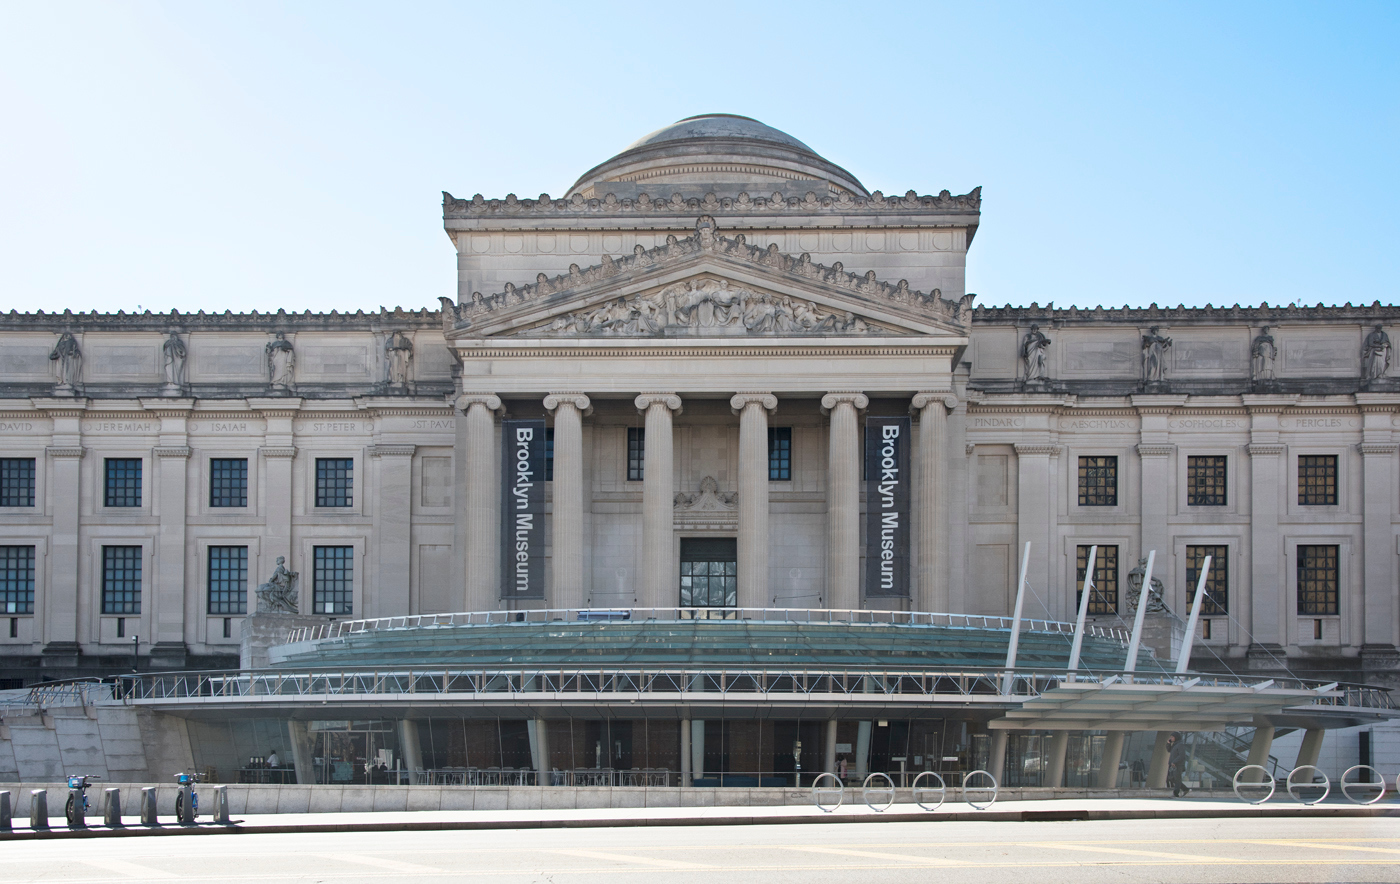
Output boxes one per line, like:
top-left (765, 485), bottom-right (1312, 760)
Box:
top-left (4, 816), bottom-right (1400, 883)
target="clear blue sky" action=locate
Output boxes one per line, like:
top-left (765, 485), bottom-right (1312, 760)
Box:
top-left (1, 1), bottom-right (1395, 314)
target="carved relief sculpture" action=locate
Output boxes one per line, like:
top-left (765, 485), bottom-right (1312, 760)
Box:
top-left (1141, 326), bottom-right (1172, 384)
top-left (1126, 557), bottom-right (1170, 614)
top-left (265, 332), bottom-right (295, 390)
top-left (49, 332), bottom-right (82, 392)
top-left (1250, 326), bottom-right (1276, 383)
top-left (384, 330), bottom-right (414, 389)
top-left (256, 556), bottom-right (299, 614)
top-left (1362, 324), bottom-right (1391, 381)
top-left (1021, 324), bottom-right (1051, 383)
top-left (674, 476), bottom-right (737, 511)
top-left (161, 331), bottom-right (187, 392)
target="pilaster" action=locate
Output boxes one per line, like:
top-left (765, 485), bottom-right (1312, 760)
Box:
top-left (33, 398), bottom-right (87, 658)
top-left (250, 398), bottom-right (302, 595)
top-left (142, 400), bottom-right (194, 656)
top-left (369, 444), bottom-right (416, 618)
top-left (1355, 394), bottom-right (1399, 654)
top-left (1243, 394), bottom-right (1294, 655)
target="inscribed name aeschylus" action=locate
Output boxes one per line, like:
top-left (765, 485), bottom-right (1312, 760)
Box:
top-left (864, 416), bottom-right (910, 598)
top-left (500, 418), bottom-right (546, 598)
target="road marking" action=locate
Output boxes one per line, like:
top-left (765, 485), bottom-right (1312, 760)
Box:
top-left (314, 852), bottom-right (444, 873)
top-left (779, 845), bottom-right (963, 864)
top-left (76, 858), bottom-right (178, 879)
top-left (1248, 840), bottom-right (1400, 856)
top-left (1027, 842), bottom-right (1228, 862)
top-left (545, 848), bottom-right (715, 869)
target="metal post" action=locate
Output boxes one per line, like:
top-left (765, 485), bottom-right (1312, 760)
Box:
top-left (0, 790), bottom-right (11, 832)
top-left (1123, 550), bottom-right (1156, 674)
top-left (29, 789), bottom-right (47, 831)
top-left (1002, 542), bottom-right (1032, 693)
top-left (1067, 545), bottom-right (1097, 679)
top-left (212, 785), bottom-right (230, 825)
top-left (1176, 555), bottom-right (1211, 674)
top-left (140, 787), bottom-right (158, 826)
top-left (103, 788), bottom-right (122, 828)
top-left (680, 719), bottom-right (691, 785)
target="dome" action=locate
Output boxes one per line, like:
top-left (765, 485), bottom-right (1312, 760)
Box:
top-left (567, 114), bottom-right (868, 199)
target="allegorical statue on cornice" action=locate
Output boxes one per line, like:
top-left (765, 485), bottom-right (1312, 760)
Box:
top-left (1141, 326), bottom-right (1172, 385)
top-left (49, 332), bottom-right (82, 392)
top-left (161, 331), bottom-right (187, 393)
top-left (1250, 326), bottom-right (1276, 385)
top-left (1362, 324), bottom-right (1391, 381)
top-left (256, 556), bottom-right (299, 614)
top-left (384, 330), bottom-right (414, 390)
top-left (1022, 324), bottom-right (1051, 384)
top-left (266, 332), bottom-right (295, 391)
top-left (1126, 557), bottom-right (1170, 614)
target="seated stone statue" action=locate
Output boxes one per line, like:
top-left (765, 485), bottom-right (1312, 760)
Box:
top-left (1125, 557), bottom-right (1170, 614)
top-left (256, 556), bottom-right (299, 614)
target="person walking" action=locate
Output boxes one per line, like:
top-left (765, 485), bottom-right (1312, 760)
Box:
top-left (1167, 733), bottom-right (1191, 797)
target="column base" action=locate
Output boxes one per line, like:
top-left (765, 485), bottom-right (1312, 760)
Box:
top-left (147, 641), bottom-right (189, 670)
top-left (40, 642), bottom-right (82, 669)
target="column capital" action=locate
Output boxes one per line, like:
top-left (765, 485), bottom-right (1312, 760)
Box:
top-left (1246, 442), bottom-right (1286, 457)
top-left (911, 391), bottom-right (958, 413)
top-left (544, 392), bottom-right (592, 414)
top-left (1358, 442), bottom-right (1399, 456)
top-left (152, 446), bottom-right (193, 459)
top-left (455, 393), bottom-right (503, 414)
top-left (1013, 443), bottom-right (1061, 457)
top-left (1136, 443), bottom-right (1175, 458)
top-left (45, 446), bottom-right (85, 459)
top-left (730, 392), bottom-right (777, 415)
top-left (820, 391), bottom-right (868, 414)
top-left (368, 444), bottom-right (417, 458)
top-left (635, 392), bottom-right (682, 414)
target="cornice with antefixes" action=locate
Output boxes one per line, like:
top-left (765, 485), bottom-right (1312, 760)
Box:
top-left (443, 187), bottom-right (983, 221)
top-left (973, 302), bottom-right (1400, 324)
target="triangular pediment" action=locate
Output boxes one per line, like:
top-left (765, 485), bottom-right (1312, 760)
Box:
top-left (440, 216), bottom-right (973, 339)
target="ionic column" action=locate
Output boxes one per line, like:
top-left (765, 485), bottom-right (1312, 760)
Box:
top-left (635, 393), bottom-right (681, 609)
top-left (732, 393), bottom-right (777, 609)
top-left (544, 393), bottom-right (591, 611)
top-left (457, 394), bottom-right (503, 611)
top-left (912, 392), bottom-right (956, 613)
top-left (822, 392), bottom-right (868, 610)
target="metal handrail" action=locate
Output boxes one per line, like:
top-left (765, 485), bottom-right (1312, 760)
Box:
top-left (283, 607), bottom-right (1134, 645)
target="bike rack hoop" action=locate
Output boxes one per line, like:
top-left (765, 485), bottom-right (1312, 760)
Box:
top-left (911, 771), bottom-right (946, 812)
top-left (961, 769), bottom-right (998, 810)
top-left (1232, 765), bottom-right (1275, 804)
top-left (810, 772), bottom-right (844, 813)
top-left (1339, 765), bottom-right (1387, 805)
top-left (1286, 765), bottom-right (1330, 805)
top-left (862, 772), bottom-right (895, 812)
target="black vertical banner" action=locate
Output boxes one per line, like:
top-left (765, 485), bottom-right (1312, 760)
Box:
top-left (864, 416), bottom-right (911, 598)
top-left (500, 418), bottom-right (546, 599)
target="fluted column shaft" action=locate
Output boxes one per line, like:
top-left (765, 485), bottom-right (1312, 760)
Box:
top-left (913, 392), bottom-right (955, 612)
top-left (636, 393), bottom-right (681, 609)
top-left (459, 394), bottom-right (502, 611)
top-left (544, 393), bottom-right (590, 610)
top-left (823, 392), bottom-right (868, 610)
top-left (733, 393), bottom-right (777, 608)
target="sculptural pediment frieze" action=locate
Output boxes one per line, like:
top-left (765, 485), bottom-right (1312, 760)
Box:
top-left (441, 216), bottom-right (974, 339)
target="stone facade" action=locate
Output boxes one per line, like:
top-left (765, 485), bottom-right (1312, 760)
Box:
top-left (0, 115), bottom-right (1395, 687)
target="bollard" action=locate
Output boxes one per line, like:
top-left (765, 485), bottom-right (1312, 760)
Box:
top-left (0, 790), bottom-right (11, 832)
top-left (212, 785), bottom-right (230, 825)
top-left (29, 789), bottom-right (48, 831)
top-left (140, 787), bottom-right (159, 826)
top-left (103, 788), bottom-right (123, 828)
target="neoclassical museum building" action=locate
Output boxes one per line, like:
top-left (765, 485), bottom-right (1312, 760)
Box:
top-left (0, 115), bottom-right (1396, 789)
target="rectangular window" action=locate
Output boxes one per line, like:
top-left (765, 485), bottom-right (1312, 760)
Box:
top-left (679, 538), bottom-right (738, 608)
top-left (207, 546), bottom-right (248, 615)
top-left (1185, 545), bottom-right (1228, 614)
top-left (1297, 544), bottom-right (1340, 615)
top-left (209, 458), bottom-right (248, 508)
top-left (1075, 544), bottom-right (1118, 614)
top-left (313, 546), bottom-right (354, 615)
top-left (1077, 456), bottom-right (1118, 507)
top-left (768, 427), bottom-right (792, 481)
top-left (1186, 456), bottom-right (1227, 506)
top-left (544, 428), bottom-right (555, 482)
top-left (1298, 455), bottom-right (1338, 505)
top-left (0, 458), bottom-right (36, 507)
top-left (104, 458), bottom-right (142, 508)
top-left (627, 428), bottom-right (645, 481)
top-left (0, 546), bottom-right (35, 615)
top-left (102, 545), bottom-right (142, 615)
top-left (315, 458), bottom-right (354, 508)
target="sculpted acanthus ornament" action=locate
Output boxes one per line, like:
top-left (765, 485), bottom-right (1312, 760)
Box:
top-left (674, 476), bottom-right (737, 511)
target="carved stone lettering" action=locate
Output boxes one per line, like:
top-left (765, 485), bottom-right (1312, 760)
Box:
top-left (1060, 419), bottom-right (1132, 430)
top-left (411, 419), bottom-right (455, 430)
top-left (0, 422), bottom-right (36, 432)
top-left (83, 421), bottom-right (155, 433)
top-left (972, 417), bottom-right (1024, 428)
top-left (1170, 418), bottom-right (1244, 430)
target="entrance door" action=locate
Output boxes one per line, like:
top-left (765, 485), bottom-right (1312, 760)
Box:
top-left (679, 538), bottom-right (737, 610)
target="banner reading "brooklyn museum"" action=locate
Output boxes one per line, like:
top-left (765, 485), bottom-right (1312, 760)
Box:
top-left (500, 418), bottom-right (546, 598)
top-left (864, 416), bottom-right (911, 598)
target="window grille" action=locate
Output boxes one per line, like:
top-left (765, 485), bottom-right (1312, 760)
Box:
top-left (315, 458), bottom-right (354, 508)
top-left (1297, 545), bottom-right (1339, 615)
top-left (1186, 456), bottom-right (1227, 506)
top-left (104, 458), bottom-right (142, 508)
top-left (102, 546), bottom-right (142, 615)
top-left (207, 546), bottom-right (248, 615)
top-left (1075, 544), bottom-right (1118, 614)
top-left (627, 428), bottom-right (645, 481)
top-left (1185, 545), bottom-right (1228, 614)
top-left (314, 546), bottom-right (354, 615)
top-left (209, 458), bottom-right (248, 508)
top-left (0, 546), bottom-right (35, 615)
top-left (768, 428), bottom-right (792, 480)
top-left (1298, 455), bottom-right (1337, 505)
top-left (1077, 456), bottom-right (1117, 506)
top-left (0, 458), bottom-right (35, 507)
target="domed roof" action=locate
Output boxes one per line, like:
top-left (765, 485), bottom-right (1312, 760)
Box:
top-left (568, 114), bottom-right (868, 199)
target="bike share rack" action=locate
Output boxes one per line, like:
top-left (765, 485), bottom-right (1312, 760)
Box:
top-left (1340, 765), bottom-right (1387, 805)
top-left (1286, 765), bottom-right (1330, 805)
top-left (862, 772), bottom-right (895, 812)
top-left (961, 769), bottom-right (998, 810)
top-left (810, 772), bottom-right (844, 812)
top-left (910, 771), bottom-right (947, 811)
top-left (1232, 765), bottom-right (1275, 804)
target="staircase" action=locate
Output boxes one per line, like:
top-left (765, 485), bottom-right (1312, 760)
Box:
top-left (1187, 727), bottom-right (1290, 787)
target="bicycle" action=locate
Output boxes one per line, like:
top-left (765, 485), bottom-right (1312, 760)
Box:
top-left (174, 771), bottom-right (200, 820)
top-left (65, 775), bottom-right (97, 827)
